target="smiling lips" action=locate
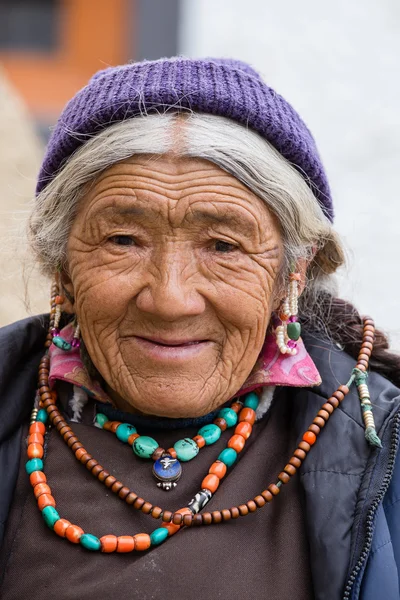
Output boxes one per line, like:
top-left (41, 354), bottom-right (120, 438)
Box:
top-left (132, 335), bottom-right (212, 361)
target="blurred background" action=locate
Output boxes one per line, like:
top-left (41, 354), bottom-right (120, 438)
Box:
top-left (0, 0), bottom-right (399, 348)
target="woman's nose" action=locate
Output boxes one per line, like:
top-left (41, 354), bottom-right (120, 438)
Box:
top-left (135, 256), bottom-right (206, 321)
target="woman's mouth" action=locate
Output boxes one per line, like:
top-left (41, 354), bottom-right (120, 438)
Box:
top-left (131, 336), bottom-right (213, 361)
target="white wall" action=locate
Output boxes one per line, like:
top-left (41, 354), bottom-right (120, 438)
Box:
top-left (179, 0), bottom-right (400, 349)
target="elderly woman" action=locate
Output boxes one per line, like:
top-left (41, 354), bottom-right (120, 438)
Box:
top-left (0, 57), bottom-right (400, 600)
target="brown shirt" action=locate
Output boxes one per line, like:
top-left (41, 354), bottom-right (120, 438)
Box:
top-left (0, 391), bottom-right (313, 600)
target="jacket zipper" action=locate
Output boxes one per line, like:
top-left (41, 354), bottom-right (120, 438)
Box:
top-left (342, 410), bottom-right (400, 600)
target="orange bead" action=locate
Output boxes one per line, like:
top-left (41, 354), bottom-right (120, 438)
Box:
top-left (55, 295), bottom-right (65, 305)
top-left (117, 536), bottom-right (135, 553)
top-left (303, 431), bottom-right (317, 446)
top-left (133, 533), bottom-right (151, 551)
top-left (29, 422), bottom-right (45, 435)
top-left (33, 483), bottom-right (51, 499)
top-left (127, 433), bottom-right (140, 445)
top-left (30, 471), bottom-right (46, 486)
top-left (201, 474), bottom-right (220, 494)
top-left (227, 434), bottom-right (246, 453)
top-left (37, 494), bottom-right (56, 510)
top-left (289, 272), bottom-right (301, 281)
top-left (238, 407), bottom-right (256, 425)
top-left (161, 521), bottom-right (181, 535)
top-left (75, 447), bottom-right (87, 460)
top-left (27, 443), bottom-right (44, 459)
top-left (65, 524), bottom-right (84, 543)
top-left (54, 519), bottom-right (71, 538)
top-left (193, 435), bottom-right (206, 449)
top-left (235, 421), bottom-right (252, 439)
top-left (167, 448), bottom-right (177, 459)
top-left (28, 433), bottom-right (44, 445)
top-left (209, 461), bottom-right (227, 479)
top-left (100, 535), bottom-right (118, 553)
top-left (230, 401), bottom-right (243, 413)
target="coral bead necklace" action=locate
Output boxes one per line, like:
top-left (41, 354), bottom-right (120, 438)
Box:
top-left (28, 290), bottom-right (377, 553)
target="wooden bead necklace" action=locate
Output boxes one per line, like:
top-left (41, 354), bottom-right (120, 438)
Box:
top-left (28, 287), bottom-right (377, 553)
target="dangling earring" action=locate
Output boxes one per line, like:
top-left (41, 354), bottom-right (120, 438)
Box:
top-left (50, 280), bottom-right (72, 351)
top-left (275, 272), bottom-right (301, 356)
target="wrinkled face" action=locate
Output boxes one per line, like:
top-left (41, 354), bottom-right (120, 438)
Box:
top-left (64, 154), bottom-right (284, 417)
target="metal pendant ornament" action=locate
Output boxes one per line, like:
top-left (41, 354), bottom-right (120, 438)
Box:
top-left (152, 455), bottom-right (182, 491)
top-left (275, 271), bottom-right (301, 356)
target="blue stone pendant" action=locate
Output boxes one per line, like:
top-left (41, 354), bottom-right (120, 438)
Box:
top-left (152, 454), bottom-right (182, 491)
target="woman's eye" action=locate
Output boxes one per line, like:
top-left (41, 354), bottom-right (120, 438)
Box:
top-left (108, 235), bottom-right (135, 246)
top-left (214, 240), bottom-right (238, 253)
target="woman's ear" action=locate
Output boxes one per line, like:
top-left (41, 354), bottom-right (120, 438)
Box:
top-left (58, 270), bottom-right (75, 314)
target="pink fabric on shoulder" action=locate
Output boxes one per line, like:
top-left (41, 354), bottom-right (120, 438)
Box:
top-left (49, 325), bottom-right (321, 403)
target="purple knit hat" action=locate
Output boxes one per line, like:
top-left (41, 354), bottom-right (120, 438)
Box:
top-left (37, 57), bottom-right (333, 221)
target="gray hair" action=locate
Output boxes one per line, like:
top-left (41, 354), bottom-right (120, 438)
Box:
top-left (29, 113), bottom-right (344, 322)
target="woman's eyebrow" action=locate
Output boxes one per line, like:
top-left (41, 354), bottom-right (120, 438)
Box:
top-left (187, 208), bottom-right (256, 232)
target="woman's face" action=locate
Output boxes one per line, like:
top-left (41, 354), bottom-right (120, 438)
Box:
top-left (64, 154), bottom-right (284, 417)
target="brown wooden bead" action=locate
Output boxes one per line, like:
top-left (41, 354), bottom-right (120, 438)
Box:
top-left (52, 415), bottom-right (63, 426)
top-left (213, 417), bottom-right (227, 431)
top-left (63, 431), bottom-right (74, 442)
top-left (79, 453), bottom-right (92, 465)
top-left (67, 436), bottom-right (79, 448)
top-left (298, 441), bottom-right (311, 453)
top-left (192, 514), bottom-right (203, 526)
top-left (238, 504), bottom-right (249, 516)
top-left (126, 492), bottom-right (138, 505)
top-left (254, 495), bottom-right (266, 508)
top-left (278, 471), bottom-right (291, 484)
top-left (364, 335), bottom-right (374, 344)
top-left (139, 501), bottom-right (152, 514)
top-left (212, 511), bottom-right (223, 523)
top-left (162, 511), bottom-right (173, 522)
top-left (268, 483), bottom-right (281, 496)
top-left (98, 470), bottom-right (110, 482)
top-left (151, 447), bottom-right (165, 461)
top-left (222, 509), bottom-right (232, 521)
top-left (332, 390), bottom-right (344, 402)
top-left (40, 392), bottom-right (52, 401)
top-left (230, 507), bottom-right (240, 518)
top-left (313, 416), bottom-right (325, 428)
top-left (118, 486), bottom-right (130, 499)
top-left (86, 459), bottom-right (98, 471)
top-left (338, 384), bottom-right (349, 395)
top-left (111, 481), bottom-right (124, 494)
top-left (91, 464), bottom-right (103, 477)
top-left (247, 500), bottom-right (257, 512)
top-left (308, 424), bottom-right (320, 436)
top-left (356, 363), bottom-right (366, 372)
top-left (230, 401), bottom-right (243, 413)
top-left (328, 396), bottom-right (339, 408)
top-left (363, 341), bottom-right (373, 350)
top-left (183, 514), bottom-right (193, 527)
top-left (358, 359), bottom-right (369, 368)
top-left (70, 442), bottom-right (83, 453)
top-left (284, 464), bottom-right (297, 476)
top-left (133, 497), bottom-right (145, 510)
top-left (289, 456), bottom-right (302, 469)
top-left (151, 506), bottom-right (163, 519)
top-left (59, 425), bottom-right (71, 437)
top-left (294, 448), bottom-right (306, 460)
top-left (202, 512), bottom-right (213, 525)
top-left (318, 409), bottom-right (331, 421)
top-left (261, 490), bottom-right (273, 502)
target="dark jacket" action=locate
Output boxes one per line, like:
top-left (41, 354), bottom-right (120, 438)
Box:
top-left (1, 315), bottom-right (400, 599)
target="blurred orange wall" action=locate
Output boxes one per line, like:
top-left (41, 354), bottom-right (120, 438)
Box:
top-left (0, 0), bottom-right (133, 121)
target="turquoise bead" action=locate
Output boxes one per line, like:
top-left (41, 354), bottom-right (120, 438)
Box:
top-left (133, 436), bottom-right (158, 458)
top-left (80, 533), bottom-right (101, 551)
top-left (25, 458), bottom-right (44, 474)
top-left (116, 423), bottom-right (137, 443)
top-left (36, 409), bottom-right (48, 423)
top-left (52, 336), bottom-right (72, 351)
top-left (217, 407), bottom-right (238, 428)
top-left (95, 413), bottom-right (109, 428)
top-left (150, 527), bottom-right (169, 546)
top-left (244, 392), bottom-right (259, 411)
top-left (197, 424), bottom-right (221, 445)
top-left (218, 448), bottom-right (237, 467)
top-left (174, 438), bottom-right (199, 462)
top-left (42, 506), bottom-right (60, 529)
top-left (287, 321), bottom-right (301, 341)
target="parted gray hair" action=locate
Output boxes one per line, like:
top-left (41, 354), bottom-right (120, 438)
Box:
top-left (29, 113), bottom-right (344, 305)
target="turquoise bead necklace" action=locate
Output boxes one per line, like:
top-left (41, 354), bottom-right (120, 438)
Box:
top-left (96, 394), bottom-right (259, 490)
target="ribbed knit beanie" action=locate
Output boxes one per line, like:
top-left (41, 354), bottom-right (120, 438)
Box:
top-left (37, 56), bottom-right (333, 221)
